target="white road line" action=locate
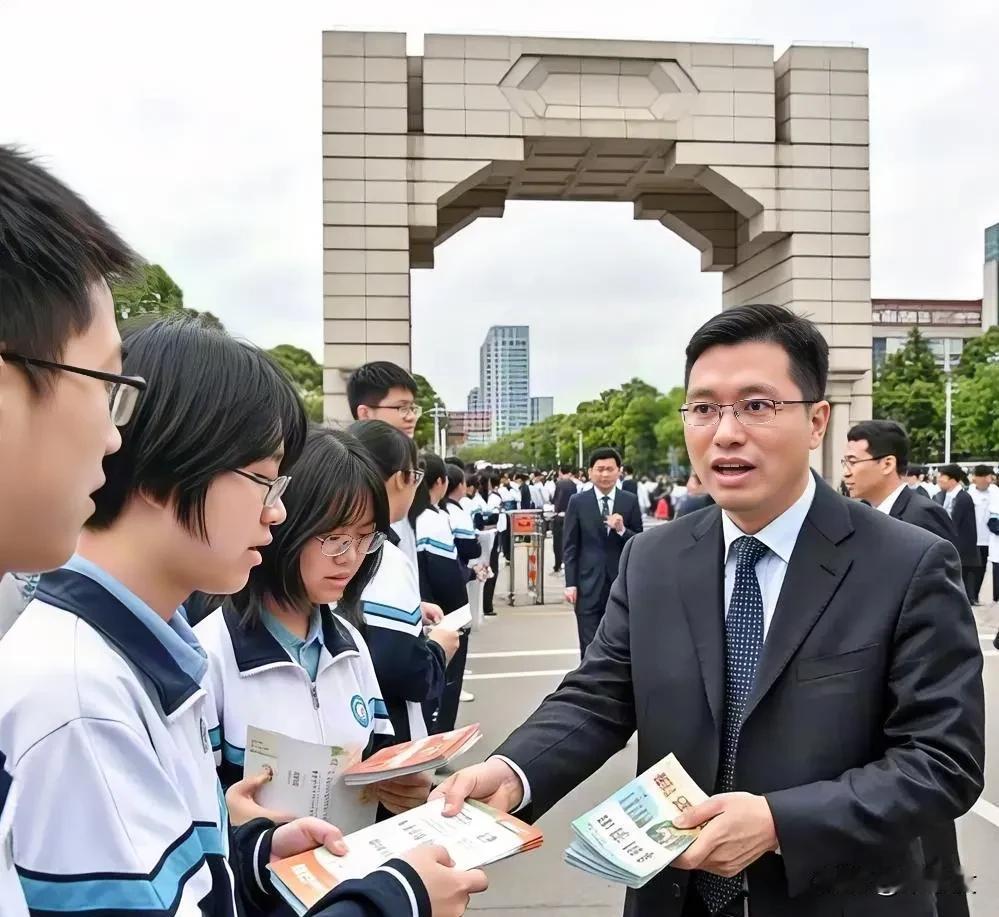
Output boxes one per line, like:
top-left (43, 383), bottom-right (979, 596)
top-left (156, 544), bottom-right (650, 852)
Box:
top-left (468, 649), bottom-right (580, 660)
top-left (464, 669), bottom-right (572, 681)
top-left (972, 797), bottom-right (999, 829)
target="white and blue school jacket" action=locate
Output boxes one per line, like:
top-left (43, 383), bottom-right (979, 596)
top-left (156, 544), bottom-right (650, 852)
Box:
top-left (360, 539), bottom-right (446, 744)
top-left (0, 557), bottom-right (234, 917)
top-left (443, 500), bottom-right (482, 567)
top-left (1, 751), bottom-right (29, 917)
top-left (194, 605), bottom-right (393, 791)
top-left (414, 508), bottom-right (468, 614)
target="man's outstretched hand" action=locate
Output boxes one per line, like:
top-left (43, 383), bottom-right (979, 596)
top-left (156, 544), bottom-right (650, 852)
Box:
top-left (430, 758), bottom-right (525, 817)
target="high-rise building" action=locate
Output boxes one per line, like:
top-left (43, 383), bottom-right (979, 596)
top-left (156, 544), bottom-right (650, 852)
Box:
top-left (530, 396), bottom-right (554, 425)
top-left (480, 326), bottom-right (530, 440)
top-left (467, 386), bottom-right (481, 411)
top-left (984, 222), bottom-right (999, 329)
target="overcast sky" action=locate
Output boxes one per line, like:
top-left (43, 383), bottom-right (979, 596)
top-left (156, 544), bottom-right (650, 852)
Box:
top-left (2, 0), bottom-right (997, 412)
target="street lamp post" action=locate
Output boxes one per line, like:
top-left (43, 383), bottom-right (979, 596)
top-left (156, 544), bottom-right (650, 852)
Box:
top-left (428, 404), bottom-right (447, 455)
top-left (576, 430), bottom-right (583, 469)
top-left (943, 340), bottom-right (953, 464)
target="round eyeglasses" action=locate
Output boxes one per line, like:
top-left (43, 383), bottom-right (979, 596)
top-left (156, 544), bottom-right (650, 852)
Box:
top-left (231, 469), bottom-right (291, 507)
top-left (314, 530), bottom-right (387, 558)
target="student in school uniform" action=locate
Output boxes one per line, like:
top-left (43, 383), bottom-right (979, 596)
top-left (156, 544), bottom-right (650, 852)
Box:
top-left (409, 454), bottom-right (473, 734)
top-left (0, 144), bottom-right (139, 917)
top-left (196, 426), bottom-right (432, 830)
top-left (349, 420), bottom-right (459, 747)
top-left (481, 472), bottom-right (506, 617)
top-left (442, 464), bottom-right (483, 570)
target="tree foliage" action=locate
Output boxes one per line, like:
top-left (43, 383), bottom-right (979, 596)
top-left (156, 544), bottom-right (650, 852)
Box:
top-left (268, 344), bottom-right (324, 422)
top-left (952, 326), bottom-right (999, 456)
top-left (111, 263), bottom-right (223, 328)
top-left (457, 377), bottom-right (689, 472)
top-left (413, 373), bottom-right (443, 449)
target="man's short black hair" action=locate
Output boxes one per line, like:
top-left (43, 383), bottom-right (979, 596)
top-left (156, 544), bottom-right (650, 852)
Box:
top-left (685, 304), bottom-right (828, 402)
top-left (623, 465), bottom-right (634, 475)
top-left (938, 463), bottom-right (968, 485)
top-left (88, 317), bottom-right (307, 536)
top-left (973, 464), bottom-right (994, 477)
top-left (847, 420), bottom-right (910, 476)
top-left (346, 361), bottom-right (418, 418)
top-left (559, 464), bottom-right (572, 475)
top-left (0, 146), bottom-right (138, 387)
top-left (589, 447), bottom-right (622, 469)
top-left (233, 426), bottom-right (388, 626)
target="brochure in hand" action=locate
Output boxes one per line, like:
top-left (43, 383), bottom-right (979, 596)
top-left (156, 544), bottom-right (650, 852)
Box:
top-left (268, 798), bottom-right (543, 915)
top-left (565, 753), bottom-right (708, 888)
top-left (343, 723), bottom-right (483, 786)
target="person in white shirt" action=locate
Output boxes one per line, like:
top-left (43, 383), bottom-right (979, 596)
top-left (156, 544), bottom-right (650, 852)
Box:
top-left (968, 465), bottom-right (999, 604)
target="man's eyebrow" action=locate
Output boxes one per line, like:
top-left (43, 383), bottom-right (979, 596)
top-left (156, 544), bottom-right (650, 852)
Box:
top-left (685, 383), bottom-right (781, 401)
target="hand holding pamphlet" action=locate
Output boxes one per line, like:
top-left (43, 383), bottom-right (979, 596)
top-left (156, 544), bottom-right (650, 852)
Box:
top-left (268, 798), bottom-right (543, 915)
top-left (342, 723), bottom-right (482, 786)
top-left (565, 753), bottom-right (708, 888)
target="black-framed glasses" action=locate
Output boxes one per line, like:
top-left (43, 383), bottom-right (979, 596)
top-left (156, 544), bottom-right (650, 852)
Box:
top-left (1, 352), bottom-right (147, 426)
top-left (365, 402), bottom-right (423, 419)
top-left (314, 530), bottom-right (387, 558)
top-left (231, 469), bottom-right (291, 507)
top-left (407, 468), bottom-right (426, 485)
top-left (679, 398), bottom-right (815, 427)
top-left (840, 455), bottom-right (888, 469)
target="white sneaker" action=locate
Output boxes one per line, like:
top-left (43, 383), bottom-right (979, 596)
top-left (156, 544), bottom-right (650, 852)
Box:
top-left (460, 690), bottom-right (475, 702)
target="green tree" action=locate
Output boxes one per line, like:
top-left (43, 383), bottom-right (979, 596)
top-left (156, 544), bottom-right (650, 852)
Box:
top-left (268, 345), bottom-right (324, 423)
top-left (952, 326), bottom-right (999, 456)
top-left (873, 328), bottom-right (945, 461)
top-left (111, 263), bottom-right (223, 328)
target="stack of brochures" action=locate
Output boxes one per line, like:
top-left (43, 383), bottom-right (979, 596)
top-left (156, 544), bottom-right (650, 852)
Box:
top-left (269, 798), bottom-right (543, 915)
top-left (565, 753), bottom-right (708, 888)
top-left (343, 723), bottom-right (482, 786)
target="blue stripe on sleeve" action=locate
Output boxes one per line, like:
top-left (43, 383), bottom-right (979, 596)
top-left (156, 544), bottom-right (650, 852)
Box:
top-left (208, 726), bottom-right (221, 752)
top-left (416, 538), bottom-right (457, 558)
top-left (368, 697), bottom-right (390, 719)
top-left (361, 600), bottom-right (422, 625)
top-left (17, 823), bottom-right (224, 912)
top-left (222, 739), bottom-right (244, 767)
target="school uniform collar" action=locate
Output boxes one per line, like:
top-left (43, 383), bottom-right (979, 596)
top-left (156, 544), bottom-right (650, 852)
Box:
top-left (223, 600), bottom-right (358, 674)
top-left (34, 556), bottom-right (207, 717)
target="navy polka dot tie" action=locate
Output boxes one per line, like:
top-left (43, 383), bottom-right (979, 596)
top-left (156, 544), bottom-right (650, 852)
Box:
top-left (696, 535), bottom-right (769, 915)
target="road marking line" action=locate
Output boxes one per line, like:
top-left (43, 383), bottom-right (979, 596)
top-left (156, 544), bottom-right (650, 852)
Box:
top-left (464, 669), bottom-right (572, 681)
top-left (509, 610), bottom-right (574, 617)
top-left (972, 797), bottom-right (999, 828)
top-left (468, 649), bottom-right (580, 660)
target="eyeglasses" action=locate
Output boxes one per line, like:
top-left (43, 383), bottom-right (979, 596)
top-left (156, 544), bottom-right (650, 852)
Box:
top-left (407, 468), bottom-right (426, 485)
top-left (679, 398), bottom-right (814, 427)
top-left (1, 352), bottom-right (147, 426)
top-left (840, 455), bottom-right (888, 469)
top-left (231, 469), bottom-right (291, 507)
top-left (314, 530), bottom-right (387, 558)
top-left (366, 402), bottom-right (423, 420)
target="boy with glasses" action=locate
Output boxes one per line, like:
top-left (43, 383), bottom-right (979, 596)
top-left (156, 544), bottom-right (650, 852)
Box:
top-left (348, 361), bottom-right (423, 438)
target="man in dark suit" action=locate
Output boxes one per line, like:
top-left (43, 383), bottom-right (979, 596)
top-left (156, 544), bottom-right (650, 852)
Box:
top-left (435, 304), bottom-right (984, 917)
top-left (905, 465), bottom-right (931, 499)
top-left (563, 447), bottom-right (643, 656)
top-left (551, 465), bottom-right (578, 574)
top-left (621, 465), bottom-right (639, 495)
top-left (676, 472), bottom-right (716, 518)
top-left (841, 421), bottom-right (957, 545)
top-left (937, 464), bottom-right (984, 605)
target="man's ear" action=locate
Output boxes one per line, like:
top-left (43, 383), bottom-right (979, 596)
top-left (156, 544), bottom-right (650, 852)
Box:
top-left (355, 404), bottom-right (372, 421)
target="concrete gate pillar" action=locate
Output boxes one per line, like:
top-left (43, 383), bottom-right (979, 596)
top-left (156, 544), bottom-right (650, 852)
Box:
top-left (321, 32), bottom-right (873, 480)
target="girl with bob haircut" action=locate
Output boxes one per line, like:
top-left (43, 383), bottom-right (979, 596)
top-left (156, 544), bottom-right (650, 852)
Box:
top-left (196, 426), bottom-right (428, 829)
top-left (348, 421), bottom-right (459, 748)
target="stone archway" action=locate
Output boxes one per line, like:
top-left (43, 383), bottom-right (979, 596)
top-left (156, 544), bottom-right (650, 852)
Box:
top-left (321, 31), bottom-right (872, 478)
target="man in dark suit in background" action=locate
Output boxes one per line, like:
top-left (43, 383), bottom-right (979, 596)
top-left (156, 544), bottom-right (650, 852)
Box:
top-left (937, 464), bottom-right (984, 606)
top-left (906, 465), bottom-right (931, 499)
top-left (435, 304), bottom-right (984, 917)
top-left (621, 465), bottom-right (639, 495)
top-left (841, 421), bottom-right (957, 545)
top-left (563, 448), bottom-right (643, 656)
top-left (822, 424), bottom-right (974, 917)
top-left (551, 465), bottom-right (578, 574)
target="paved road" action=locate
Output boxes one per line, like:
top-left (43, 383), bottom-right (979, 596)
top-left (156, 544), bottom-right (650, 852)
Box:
top-left (452, 543), bottom-right (999, 916)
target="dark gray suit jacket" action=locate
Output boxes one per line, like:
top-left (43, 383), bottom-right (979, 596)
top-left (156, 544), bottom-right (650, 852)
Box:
top-left (563, 488), bottom-right (643, 610)
top-left (495, 475), bottom-right (984, 917)
top-left (889, 485), bottom-right (957, 546)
